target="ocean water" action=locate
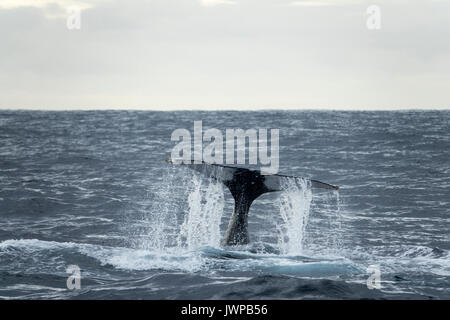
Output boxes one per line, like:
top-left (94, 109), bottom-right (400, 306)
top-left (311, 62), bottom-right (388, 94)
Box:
top-left (0, 110), bottom-right (449, 299)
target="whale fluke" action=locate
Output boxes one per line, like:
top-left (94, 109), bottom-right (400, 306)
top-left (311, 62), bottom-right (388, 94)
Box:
top-left (165, 158), bottom-right (338, 245)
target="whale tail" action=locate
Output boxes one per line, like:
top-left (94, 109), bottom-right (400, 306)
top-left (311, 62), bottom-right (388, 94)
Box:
top-left (165, 158), bottom-right (338, 245)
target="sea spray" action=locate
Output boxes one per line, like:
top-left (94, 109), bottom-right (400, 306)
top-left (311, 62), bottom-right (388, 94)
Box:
top-left (333, 190), bottom-right (343, 251)
top-left (128, 165), bottom-right (340, 259)
top-left (125, 166), bottom-right (191, 252)
top-left (178, 174), bottom-right (225, 249)
top-left (303, 188), bottom-right (343, 256)
top-left (126, 165), bottom-right (226, 253)
top-left (276, 178), bottom-right (312, 255)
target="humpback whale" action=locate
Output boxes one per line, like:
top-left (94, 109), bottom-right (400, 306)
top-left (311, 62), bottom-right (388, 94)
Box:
top-left (166, 158), bottom-right (338, 246)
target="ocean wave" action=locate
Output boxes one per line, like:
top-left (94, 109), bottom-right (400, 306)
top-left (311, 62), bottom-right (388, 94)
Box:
top-left (0, 239), bottom-right (362, 278)
top-left (0, 239), bottom-right (205, 273)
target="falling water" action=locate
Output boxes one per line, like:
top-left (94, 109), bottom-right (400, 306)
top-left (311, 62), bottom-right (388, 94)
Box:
top-left (303, 188), bottom-right (343, 256)
top-left (276, 177), bottom-right (313, 255)
top-left (178, 175), bottom-right (225, 249)
top-left (129, 167), bottom-right (334, 258)
top-left (125, 166), bottom-right (189, 252)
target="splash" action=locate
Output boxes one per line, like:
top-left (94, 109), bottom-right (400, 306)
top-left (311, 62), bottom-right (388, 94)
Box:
top-left (126, 166), bottom-right (225, 253)
top-left (125, 166), bottom-right (189, 252)
top-left (276, 178), bottom-right (312, 255)
top-left (178, 174), bottom-right (225, 249)
top-left (128, 166), bottom-right (340, 260)
top-left (303, 189), bottom-right (343, 256)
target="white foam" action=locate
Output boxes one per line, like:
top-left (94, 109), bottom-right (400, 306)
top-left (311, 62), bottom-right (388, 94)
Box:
top-left (78, 246), bottom-right (205, 272)
top-left (0, 239), bottom-right (205, 272)
top-left (0, 238), bottom-right (78, 251)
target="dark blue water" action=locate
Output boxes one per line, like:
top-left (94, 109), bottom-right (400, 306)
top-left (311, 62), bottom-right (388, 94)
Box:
top-left (0, 110), bottom-right (449, 299)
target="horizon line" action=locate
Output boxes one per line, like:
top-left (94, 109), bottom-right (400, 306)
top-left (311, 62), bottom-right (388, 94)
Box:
top-left (1, 106), bottom-right (450, 112)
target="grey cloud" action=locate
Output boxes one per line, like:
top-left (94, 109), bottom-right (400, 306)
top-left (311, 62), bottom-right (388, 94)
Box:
top-left (0, 0), bottom-right (449, 109)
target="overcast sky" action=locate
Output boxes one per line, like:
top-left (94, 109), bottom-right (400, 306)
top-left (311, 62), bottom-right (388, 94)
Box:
top-left (0, 0), bottom-right (449, 110)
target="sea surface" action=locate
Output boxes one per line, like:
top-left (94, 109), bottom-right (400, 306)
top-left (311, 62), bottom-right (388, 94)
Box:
top-left (0, 110), bottom-right (449, 299)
